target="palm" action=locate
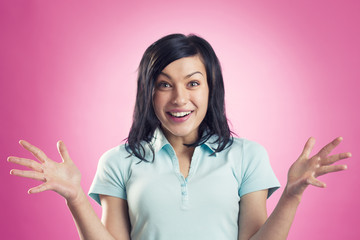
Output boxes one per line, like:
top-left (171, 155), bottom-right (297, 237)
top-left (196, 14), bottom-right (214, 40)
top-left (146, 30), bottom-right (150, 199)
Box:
top-left (39, 155), bottom-right (81, 200)
top-left (8, 140), bottom-right (82, 202)
top-left (285, 137), bottom-right (350, 200)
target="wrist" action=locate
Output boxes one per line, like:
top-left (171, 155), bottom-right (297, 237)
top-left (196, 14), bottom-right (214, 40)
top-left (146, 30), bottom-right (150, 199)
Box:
top-left (66, 188), bottom-right (87, 207)
top-left (282, 185), bottom-right (303, 205)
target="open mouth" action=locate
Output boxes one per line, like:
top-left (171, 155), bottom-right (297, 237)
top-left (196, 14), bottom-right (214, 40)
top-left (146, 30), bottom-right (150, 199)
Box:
top-left (167, 111), bottom-right (193, 118)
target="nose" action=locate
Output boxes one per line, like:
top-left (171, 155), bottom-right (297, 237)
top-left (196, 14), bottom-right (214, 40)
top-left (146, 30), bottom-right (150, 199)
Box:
top-left (171, 86), bottom-right (188, 106)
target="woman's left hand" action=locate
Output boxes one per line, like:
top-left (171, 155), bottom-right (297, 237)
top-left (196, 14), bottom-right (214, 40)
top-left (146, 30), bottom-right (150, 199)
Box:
top-left (285, 137), bottom-right (351, 201)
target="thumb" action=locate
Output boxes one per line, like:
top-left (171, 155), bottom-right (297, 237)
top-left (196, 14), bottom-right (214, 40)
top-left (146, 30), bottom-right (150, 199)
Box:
top-left (28, 183), bottom-right (50, 194)
top-left (57, 140), bottom-right (71, 163)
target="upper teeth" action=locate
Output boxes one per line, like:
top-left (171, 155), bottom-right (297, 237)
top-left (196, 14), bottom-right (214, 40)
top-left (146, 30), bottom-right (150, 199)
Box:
top-left (170, 111), bottom-right (191, 117)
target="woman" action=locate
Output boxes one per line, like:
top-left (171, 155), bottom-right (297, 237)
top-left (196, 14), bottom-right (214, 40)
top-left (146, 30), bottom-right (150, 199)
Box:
top-left (8, 34), bottom-right (351, 240)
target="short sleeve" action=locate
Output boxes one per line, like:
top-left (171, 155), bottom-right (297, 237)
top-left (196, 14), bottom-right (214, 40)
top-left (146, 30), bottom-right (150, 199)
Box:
top-left (238, 140), bottom-right (280, 198)
top-left (88, 146), bottom-right (129, 205)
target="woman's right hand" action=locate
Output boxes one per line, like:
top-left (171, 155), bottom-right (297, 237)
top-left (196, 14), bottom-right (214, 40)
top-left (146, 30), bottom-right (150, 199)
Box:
top-left (8, 140), bottom-right (82, 204)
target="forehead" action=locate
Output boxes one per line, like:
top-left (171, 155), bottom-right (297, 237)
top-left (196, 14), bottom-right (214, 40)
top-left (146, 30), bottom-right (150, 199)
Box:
top-left (160, 55), bottom-right (206, 77)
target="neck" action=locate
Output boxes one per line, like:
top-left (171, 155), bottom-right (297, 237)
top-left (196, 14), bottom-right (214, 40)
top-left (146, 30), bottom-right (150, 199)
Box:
top-left (161, 128), bottom-right (198, 157)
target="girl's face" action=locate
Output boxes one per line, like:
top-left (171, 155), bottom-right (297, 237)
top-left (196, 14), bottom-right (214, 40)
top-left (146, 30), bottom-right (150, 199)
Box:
top-left (153, 55), bottom-right (209, 143)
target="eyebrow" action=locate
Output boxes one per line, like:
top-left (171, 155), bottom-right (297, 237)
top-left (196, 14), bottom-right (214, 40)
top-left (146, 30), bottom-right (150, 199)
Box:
top-left (159, 71), bottom-right (203, 80)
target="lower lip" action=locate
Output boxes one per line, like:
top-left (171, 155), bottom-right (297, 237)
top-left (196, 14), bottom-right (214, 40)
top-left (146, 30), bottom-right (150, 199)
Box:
top-left (167, 112), bottom-right (193, 123)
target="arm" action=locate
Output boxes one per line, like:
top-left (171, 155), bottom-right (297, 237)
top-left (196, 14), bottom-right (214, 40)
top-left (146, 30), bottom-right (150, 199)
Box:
top-left (238, 190), bottom-right (268, 240)
top-left (8, 140), bottom-right (130, 240)
top-left (66, 189), bottom-right (118, 240)
top-left (238, 189), bottom-right (301, 240)
top-left (238, 137), bottom-right (351, 240)
top-left (99, 195), bottom-right (131, 240)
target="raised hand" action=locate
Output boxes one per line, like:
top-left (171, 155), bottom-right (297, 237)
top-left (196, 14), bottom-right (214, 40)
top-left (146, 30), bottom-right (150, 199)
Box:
top-left (285, 137), bottom-right (351, 201)
top-left (8, 140), bottom-right (82, 203)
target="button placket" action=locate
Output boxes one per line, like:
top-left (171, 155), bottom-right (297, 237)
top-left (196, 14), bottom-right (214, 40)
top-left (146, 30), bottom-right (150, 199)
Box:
top-left (166, 145), bottom-right (201, 210)
top-left (180, 178), bottom-right (189, 209)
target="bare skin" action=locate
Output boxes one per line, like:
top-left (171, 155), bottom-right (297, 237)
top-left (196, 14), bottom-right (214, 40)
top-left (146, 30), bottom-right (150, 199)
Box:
top-left (7, 53), bottom-right (351, 240)
top-left (239, 136), bottom-right (351, 240)
top-left (8, 140), bottom-right (126, 240)
top-left (8, 136), bottom-right (351, 239)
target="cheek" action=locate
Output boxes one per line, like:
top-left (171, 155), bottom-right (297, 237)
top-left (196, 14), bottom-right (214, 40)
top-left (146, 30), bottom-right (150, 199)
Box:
top-left (198, 89), bottom-right (209, 112)
top-left (152, 99), bottom-right (160, 115)
top-left (203, 98), bottom-right (209, 114)
top-left (152, 93), bottom-right (166, 115)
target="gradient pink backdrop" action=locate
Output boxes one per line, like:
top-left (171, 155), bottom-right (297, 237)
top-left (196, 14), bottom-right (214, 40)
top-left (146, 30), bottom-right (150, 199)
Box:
top-left (1, 1), bottom-right (359, 239)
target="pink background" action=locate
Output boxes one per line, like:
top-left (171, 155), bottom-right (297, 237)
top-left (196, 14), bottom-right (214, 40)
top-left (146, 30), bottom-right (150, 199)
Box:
top-left (1, 0), bottom-right (359, 239)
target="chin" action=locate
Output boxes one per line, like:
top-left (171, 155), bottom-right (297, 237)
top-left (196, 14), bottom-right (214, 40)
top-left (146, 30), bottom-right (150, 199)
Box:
top-left (162, 125), bottom-right (198, 140)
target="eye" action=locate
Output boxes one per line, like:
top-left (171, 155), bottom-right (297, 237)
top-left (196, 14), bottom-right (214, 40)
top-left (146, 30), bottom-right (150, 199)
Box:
top-left (188, 81), bottom-right (200, 87)
top-left (156, 81), bottom-right (171, 89)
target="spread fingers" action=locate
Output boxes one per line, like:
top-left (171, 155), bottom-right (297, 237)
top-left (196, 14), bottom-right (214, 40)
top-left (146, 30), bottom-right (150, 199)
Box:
top-left (316, 164), bottom-right (348, 177)
top-left (323, 152), bottom-right (352, 165)
top-left (19, 140), bottom-right (48, 163)
top-left (7, 157), bottom-right (43, 172)
top-left (317, 137), bottom-right (343, 157)
top-left (10, 169), bottom-right (46, 181)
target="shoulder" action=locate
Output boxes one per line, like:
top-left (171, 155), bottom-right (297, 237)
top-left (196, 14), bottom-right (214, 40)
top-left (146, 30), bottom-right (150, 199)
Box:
top-left (225, 137), bottom-right (268, 157)
top-left (97, 144), bottom-right (133, 168)
top-left (100, 144), bottom-right (128, 160)
top-left (224, 137), bottom-right (271, 178)
top-left (214, 137), bottom-right (270, 174)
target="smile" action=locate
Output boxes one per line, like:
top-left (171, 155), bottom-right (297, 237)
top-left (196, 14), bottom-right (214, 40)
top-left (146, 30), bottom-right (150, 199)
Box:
top-left (167, 111), bottom-right (193, 118)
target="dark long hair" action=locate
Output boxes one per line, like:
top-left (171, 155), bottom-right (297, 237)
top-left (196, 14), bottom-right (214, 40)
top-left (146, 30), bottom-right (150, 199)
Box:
top-left (126, 33), bottom-right (233, 162)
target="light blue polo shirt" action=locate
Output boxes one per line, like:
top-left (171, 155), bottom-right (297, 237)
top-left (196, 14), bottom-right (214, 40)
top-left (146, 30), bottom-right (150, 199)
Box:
top-left (89, 129), bottom-right (280, 240)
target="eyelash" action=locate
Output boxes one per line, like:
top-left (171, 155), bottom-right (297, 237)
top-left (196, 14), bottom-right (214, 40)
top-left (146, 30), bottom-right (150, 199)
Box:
top-left (156, 81), bottom-right (200, 89)
top-left (188, 81), bottom-right (200, 87)
top-left (157, 82), bottom-right (171, 88)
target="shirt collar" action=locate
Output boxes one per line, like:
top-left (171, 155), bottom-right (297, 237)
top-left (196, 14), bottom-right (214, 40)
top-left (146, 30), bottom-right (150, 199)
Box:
top-left (150, 128), bottom-right (171, 154)
top-left (150, 128), bottom-right (218, 155)
top-left (202, 134), bottom-right (218, 155)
